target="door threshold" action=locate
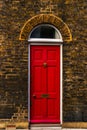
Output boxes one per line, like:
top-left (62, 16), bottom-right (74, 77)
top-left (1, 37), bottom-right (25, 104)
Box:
top-left (30, 124), bottom-right (61, 127)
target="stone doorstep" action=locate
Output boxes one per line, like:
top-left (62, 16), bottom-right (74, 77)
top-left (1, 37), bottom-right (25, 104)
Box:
top-left (5, 126), bottom-right (87, 130)
top-left (5, 123), bottom-right (62, 130)
top-left (17, 128), bottom-right (61, 130)
top-left (5, 127), bottom-right (61, 130)
top-left (30, 127), bottom-right (61, 130)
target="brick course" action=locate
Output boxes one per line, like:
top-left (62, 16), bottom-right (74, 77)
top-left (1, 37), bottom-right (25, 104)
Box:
top-left (0, 0), bottom-right (87, 128)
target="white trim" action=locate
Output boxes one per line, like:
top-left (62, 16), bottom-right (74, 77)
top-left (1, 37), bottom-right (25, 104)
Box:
top-left (60, 44), bottom-right (63, 124)
top-left (30, 42), bottom-right (63, 45)
top-left (28, 44), bottom-right (30, 122)
top-left (28, 38), bottom-right (63, 43)
top-left (28, 43), bottom-right (63, 124)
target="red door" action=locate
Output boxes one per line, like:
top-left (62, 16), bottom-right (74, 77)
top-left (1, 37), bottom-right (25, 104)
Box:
top-left (30, 45), bottom-right (60, 123)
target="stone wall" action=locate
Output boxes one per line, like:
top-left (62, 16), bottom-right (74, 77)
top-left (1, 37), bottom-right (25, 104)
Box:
top-left (0, 0), bottom-right (87, 128)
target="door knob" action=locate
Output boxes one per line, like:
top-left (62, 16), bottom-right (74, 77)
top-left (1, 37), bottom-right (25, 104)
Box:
top-left (43, 62), bottom-right (47, 68)
top-left (33, 94), bottom-right (36, 98)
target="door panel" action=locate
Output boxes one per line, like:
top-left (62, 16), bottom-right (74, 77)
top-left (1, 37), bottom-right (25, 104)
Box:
top-left (48, 66), bottom-right (56, 92)
top-left (30, 45), bottom-right (60, 123)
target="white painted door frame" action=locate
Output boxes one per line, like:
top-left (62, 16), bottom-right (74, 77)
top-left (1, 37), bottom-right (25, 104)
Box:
top-left (28, 41), bottom-right (63, 125)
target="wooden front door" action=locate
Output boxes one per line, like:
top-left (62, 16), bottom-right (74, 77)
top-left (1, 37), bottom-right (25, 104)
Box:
top-left (30, 45), bottom-right (60, 123)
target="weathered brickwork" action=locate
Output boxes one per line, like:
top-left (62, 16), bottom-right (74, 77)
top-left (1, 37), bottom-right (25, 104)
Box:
top-left (0, 0), bottom-right (87, 128)
top-left (19, 14), bottom-right (72, 42)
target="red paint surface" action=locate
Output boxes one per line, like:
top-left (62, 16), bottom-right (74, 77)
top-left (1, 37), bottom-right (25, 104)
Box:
top-left (30, 45), bottom-right (60, 123)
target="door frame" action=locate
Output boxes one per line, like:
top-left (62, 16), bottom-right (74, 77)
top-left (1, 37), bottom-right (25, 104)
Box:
top-left (28, 42), bottom-right (63, 125)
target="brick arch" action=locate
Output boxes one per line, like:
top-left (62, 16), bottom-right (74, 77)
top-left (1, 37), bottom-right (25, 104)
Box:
top-left (19, 14), bottom-right (72, 42)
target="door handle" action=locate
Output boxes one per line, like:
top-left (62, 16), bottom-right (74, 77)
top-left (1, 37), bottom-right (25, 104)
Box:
top-left (33, 94), bottom-right (36, 98)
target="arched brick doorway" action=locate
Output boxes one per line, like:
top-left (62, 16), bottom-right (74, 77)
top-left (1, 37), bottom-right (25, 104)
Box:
top-left (19, 14), bottom-right (72, 126)
top-left (19, 14), bottom-right (72, 42)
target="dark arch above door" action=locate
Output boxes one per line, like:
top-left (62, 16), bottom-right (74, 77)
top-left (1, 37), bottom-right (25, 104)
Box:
top-left (19, 14), bottom-right (72, 42)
